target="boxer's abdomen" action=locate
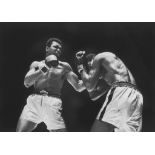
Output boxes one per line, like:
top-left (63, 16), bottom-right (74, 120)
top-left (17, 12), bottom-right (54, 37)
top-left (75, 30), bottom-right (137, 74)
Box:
top-left (34, 65), bottom-right (65, 96)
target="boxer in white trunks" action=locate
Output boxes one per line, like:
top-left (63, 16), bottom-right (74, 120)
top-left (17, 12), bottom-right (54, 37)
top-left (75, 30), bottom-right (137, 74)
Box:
top-left (16, 38), bottom-right (85, 132)
top-left (76, 51), bottom-right (143, 132)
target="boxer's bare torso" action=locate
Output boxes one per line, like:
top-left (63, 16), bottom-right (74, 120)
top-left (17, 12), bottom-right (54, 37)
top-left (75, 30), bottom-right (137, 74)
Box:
top-left (30, 60), bottom-right (71, 96)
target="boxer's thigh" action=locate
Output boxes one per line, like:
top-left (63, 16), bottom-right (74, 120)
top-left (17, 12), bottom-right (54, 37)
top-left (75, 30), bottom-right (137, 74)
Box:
top-left (49, 128), bottom-right (67, 132)
top-left (91, 119), bottom-right (115, 132)
top-left (43, 96), bottom-right (66, 131)
top-left (17, 95), bottom-right (42, 131)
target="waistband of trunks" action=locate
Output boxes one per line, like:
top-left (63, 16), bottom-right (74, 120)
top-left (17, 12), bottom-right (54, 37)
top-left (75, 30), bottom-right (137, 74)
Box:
top-left (111, 81), bottom-right (139, 91)
top-left (34, 90), bottom-right (61, 98)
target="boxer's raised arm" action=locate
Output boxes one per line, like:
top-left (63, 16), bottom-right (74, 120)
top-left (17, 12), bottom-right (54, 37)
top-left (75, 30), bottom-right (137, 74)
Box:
top-left (80, 55), bottom-right (101, 91)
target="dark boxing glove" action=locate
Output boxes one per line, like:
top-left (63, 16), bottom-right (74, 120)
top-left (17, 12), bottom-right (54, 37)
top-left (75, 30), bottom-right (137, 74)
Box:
top-left (37, 62), bottom-right (49, 74)
top-left (40, 66), bottom-right (48, 73)
top-left (45, 55), bottom-right (59, 68)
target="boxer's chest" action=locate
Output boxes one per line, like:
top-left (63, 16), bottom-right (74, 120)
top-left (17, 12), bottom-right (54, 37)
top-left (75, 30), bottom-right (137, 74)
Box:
top-left (47, 65), bottom-right (64, 79)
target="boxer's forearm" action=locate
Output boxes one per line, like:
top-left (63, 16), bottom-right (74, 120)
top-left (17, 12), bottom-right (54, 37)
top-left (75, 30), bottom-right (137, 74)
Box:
top-left (80, 69), bottom-right (97, 92)
top-left (24, 69), bottom-right (43, 88)
top-left (80, 69), bottom-right (91, 89)
top-left (67, 70), bottom-right (86, 92)
top-left (74, 79), bottom-right (86, 92)
top-left (70, 79), bottom-right (85, 92)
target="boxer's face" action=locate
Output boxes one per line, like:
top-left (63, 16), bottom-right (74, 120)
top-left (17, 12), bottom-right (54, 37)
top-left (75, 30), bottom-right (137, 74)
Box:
top-left (46, 41), bottom-right (62, 57)
top-left (87, 59), bottom-right (94, 69)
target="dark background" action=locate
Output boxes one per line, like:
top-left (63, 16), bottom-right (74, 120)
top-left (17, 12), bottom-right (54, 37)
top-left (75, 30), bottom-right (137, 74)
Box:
top-left (0, 23), bottom-right (154, 132)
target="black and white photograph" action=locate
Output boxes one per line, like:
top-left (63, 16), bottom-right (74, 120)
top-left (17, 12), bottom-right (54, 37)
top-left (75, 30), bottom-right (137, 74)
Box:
top-left (1, 1), bottom-right (155, 154)
top-left (0, 22), bottom-right (154, 132)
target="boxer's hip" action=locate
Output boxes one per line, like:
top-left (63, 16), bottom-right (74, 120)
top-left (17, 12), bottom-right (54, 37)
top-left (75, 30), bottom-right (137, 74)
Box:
top-left (33, 89), bottom-right (61, 99)
top-left (96, 82), bottom-right (143, 131)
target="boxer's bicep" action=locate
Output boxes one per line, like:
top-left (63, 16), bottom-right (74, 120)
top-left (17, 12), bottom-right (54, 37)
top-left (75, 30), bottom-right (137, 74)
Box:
top-left (25, 61), bottom-right (39, 77)
top-left (65, 63), bottom-right (85, 92)
top-left (30, 61), bottom-right (39, 70)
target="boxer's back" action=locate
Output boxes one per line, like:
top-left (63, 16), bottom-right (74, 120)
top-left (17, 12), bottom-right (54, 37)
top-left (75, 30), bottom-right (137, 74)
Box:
top-left (89, 52), bottom-right (136, 100)
top-left (99, 52), bottom-right (136, 85)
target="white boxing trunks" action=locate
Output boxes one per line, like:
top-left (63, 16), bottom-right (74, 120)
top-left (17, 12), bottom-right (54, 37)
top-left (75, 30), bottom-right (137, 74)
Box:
top-left (96, 82), bottom-right (143, 132)
top-left (20, 94), bottom-right (65, 130)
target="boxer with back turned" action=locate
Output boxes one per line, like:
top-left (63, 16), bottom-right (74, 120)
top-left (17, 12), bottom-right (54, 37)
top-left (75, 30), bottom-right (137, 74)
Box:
top-left (76, 51), bottom-right (143, 132)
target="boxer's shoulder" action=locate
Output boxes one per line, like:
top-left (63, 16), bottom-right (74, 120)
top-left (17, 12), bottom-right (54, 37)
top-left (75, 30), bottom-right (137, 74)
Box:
top-left (30, 60), bottom-right (43, 69)
top-left (95, 52), bottom-right (116, 60)
top-left (59, 61), bottom-right (72, 71)
top-left (59, 61), bottom-right (70, 67)
top-left (93, 52), bottom-right (117, 67)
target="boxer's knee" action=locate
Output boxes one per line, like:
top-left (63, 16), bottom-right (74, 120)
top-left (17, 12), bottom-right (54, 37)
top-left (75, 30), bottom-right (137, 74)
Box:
top-left (16, 119), bottom-right (38, 132)
top-left (49, 128), bottom-right (67, 132)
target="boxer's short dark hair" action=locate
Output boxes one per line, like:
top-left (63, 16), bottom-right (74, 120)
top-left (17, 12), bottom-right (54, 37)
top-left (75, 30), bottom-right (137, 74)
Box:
top-left (82, 53), bottom-right (96, 72)
top-left (46, 38), bottom-right (63, 47)
top-left (86, 53), bottom-right (96, 62)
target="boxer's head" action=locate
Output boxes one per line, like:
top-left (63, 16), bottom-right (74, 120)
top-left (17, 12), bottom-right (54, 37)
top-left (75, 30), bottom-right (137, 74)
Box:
top-left (45, 38), bottom-right (62, 57)
top-left (86, 53), bottom-right (96, 69)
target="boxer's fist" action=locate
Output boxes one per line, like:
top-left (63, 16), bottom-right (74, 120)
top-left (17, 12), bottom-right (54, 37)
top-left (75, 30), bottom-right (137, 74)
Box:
top-left (76, 51), bottom-right (85, 60)
top-left (37, 62), bottom-right (47, 70)
top-left (37, 62), bottom-right (49, 74)
top-left (45, 55), bottom-right (59, 68)
top-left (75, 51), bottom-right (86, 66)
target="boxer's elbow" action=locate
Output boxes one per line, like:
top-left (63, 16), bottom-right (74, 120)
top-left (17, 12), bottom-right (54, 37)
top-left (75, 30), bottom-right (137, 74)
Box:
top-left (85, 82), bottom-right (95, 92)
top-left (24, 76), bottom-right (33, 88)
top-left (76, 80), bottom-right (86, 92)
top-left (24, 82), bottom-right (30, 88)
top-left (76, 86), bottom-right (85, 92)
top-left (72, 83), bottom-right (85, 92)
top-left (73, 85), bottom-right (83, 92)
